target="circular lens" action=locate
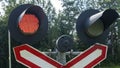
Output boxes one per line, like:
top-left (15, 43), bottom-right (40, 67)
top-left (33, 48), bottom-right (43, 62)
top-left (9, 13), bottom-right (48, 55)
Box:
top-left (18, 14), bottom-right (39, 35)
top-left (87, 19), bottom-right (104, 37)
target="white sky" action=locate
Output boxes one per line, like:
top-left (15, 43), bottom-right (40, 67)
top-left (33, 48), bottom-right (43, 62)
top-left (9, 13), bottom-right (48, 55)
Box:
top-left (0, 0), bottom-right (63, 15)
top-left (50, 0), bottom-right (63, 13)
top-left (0, 0), bottom-right (6, 15)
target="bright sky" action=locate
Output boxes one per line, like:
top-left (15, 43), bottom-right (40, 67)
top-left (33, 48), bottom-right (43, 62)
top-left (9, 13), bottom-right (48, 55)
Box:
top-left (50, 0), bottom-right (63, 13)
top-left (0, 1), bottom-right (6, 15)
top-left (0, 0), bottom-right (63, 15)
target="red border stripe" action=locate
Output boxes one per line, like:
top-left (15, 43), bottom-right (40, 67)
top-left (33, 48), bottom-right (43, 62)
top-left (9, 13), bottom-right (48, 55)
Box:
top-left (13, 44), bottom-right (62, 68)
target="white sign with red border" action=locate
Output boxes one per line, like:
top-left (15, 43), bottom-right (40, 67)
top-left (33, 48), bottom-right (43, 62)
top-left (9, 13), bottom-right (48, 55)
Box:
top-left (13, 44), bottom-right (62, 68)
top-left (13, 43), bottom-right (108, 68)
top-left (64, 43), bottom-right (107, 68)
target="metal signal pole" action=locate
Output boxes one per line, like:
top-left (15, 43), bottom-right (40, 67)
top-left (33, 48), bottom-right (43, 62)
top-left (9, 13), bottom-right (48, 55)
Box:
top-left (8, 31), bottom-right (11, 68)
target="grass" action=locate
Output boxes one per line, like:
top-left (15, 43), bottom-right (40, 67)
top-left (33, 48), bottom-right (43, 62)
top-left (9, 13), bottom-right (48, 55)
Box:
top-left (95, 64), bottom-right (120, 68)
top-left (101, 66), bottom-right (120, 68)
top-left (95, 65), bottom-right (120, 68)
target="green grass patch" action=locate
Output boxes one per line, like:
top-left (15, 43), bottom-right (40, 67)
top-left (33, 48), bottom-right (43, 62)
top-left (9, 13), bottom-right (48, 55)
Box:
top-left (99, 65), bottom-right (120, 68)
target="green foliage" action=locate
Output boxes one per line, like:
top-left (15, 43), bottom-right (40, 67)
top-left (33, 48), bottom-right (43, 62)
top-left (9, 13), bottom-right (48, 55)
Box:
top-left (0, 0), bottom-right (120, 68)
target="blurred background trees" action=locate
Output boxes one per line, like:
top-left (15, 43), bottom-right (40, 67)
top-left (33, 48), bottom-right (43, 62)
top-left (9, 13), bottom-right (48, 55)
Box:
top-left (0, 0), bottom-right (120, 68)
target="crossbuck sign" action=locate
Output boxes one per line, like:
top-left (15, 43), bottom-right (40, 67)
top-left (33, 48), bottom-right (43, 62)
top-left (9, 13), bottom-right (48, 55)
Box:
top-left (13, 44), bottom-right (107, 68)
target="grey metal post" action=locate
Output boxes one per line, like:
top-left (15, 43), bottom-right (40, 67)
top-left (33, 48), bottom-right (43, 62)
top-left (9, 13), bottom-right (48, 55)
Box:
top-left (56, 51), bottom-right (66, 65)
top-left (8, 31), bottom-right (11, 68)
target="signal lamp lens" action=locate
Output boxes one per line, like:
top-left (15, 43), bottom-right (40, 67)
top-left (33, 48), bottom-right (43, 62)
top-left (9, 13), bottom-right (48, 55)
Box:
top-left (18, 14), bottom-right (39, 35)
top-left (87, 19), bottom-right (104, 37)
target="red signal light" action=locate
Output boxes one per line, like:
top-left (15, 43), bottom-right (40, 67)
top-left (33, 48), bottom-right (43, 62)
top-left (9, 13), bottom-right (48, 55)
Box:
top-left (8, 4), bottom-right (48, 44)
top-left (18, 14), bottom-right (39, 35)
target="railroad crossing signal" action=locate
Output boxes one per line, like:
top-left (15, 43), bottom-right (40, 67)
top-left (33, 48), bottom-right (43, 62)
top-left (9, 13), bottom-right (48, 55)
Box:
top-left (8, 4), bottom-right (119, 68)
top-left (56, 35), bottom-right (73, 52)
top-left (76, 9), bottom-right (119, 45)
top-left (13, 44), bottom-right (107, 68)
top-left (8, 4), bottom-right (48, 44)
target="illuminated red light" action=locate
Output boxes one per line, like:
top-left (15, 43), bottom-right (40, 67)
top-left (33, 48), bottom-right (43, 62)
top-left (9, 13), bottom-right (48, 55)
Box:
top-left (18, 14), bottom-right (39, 35)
